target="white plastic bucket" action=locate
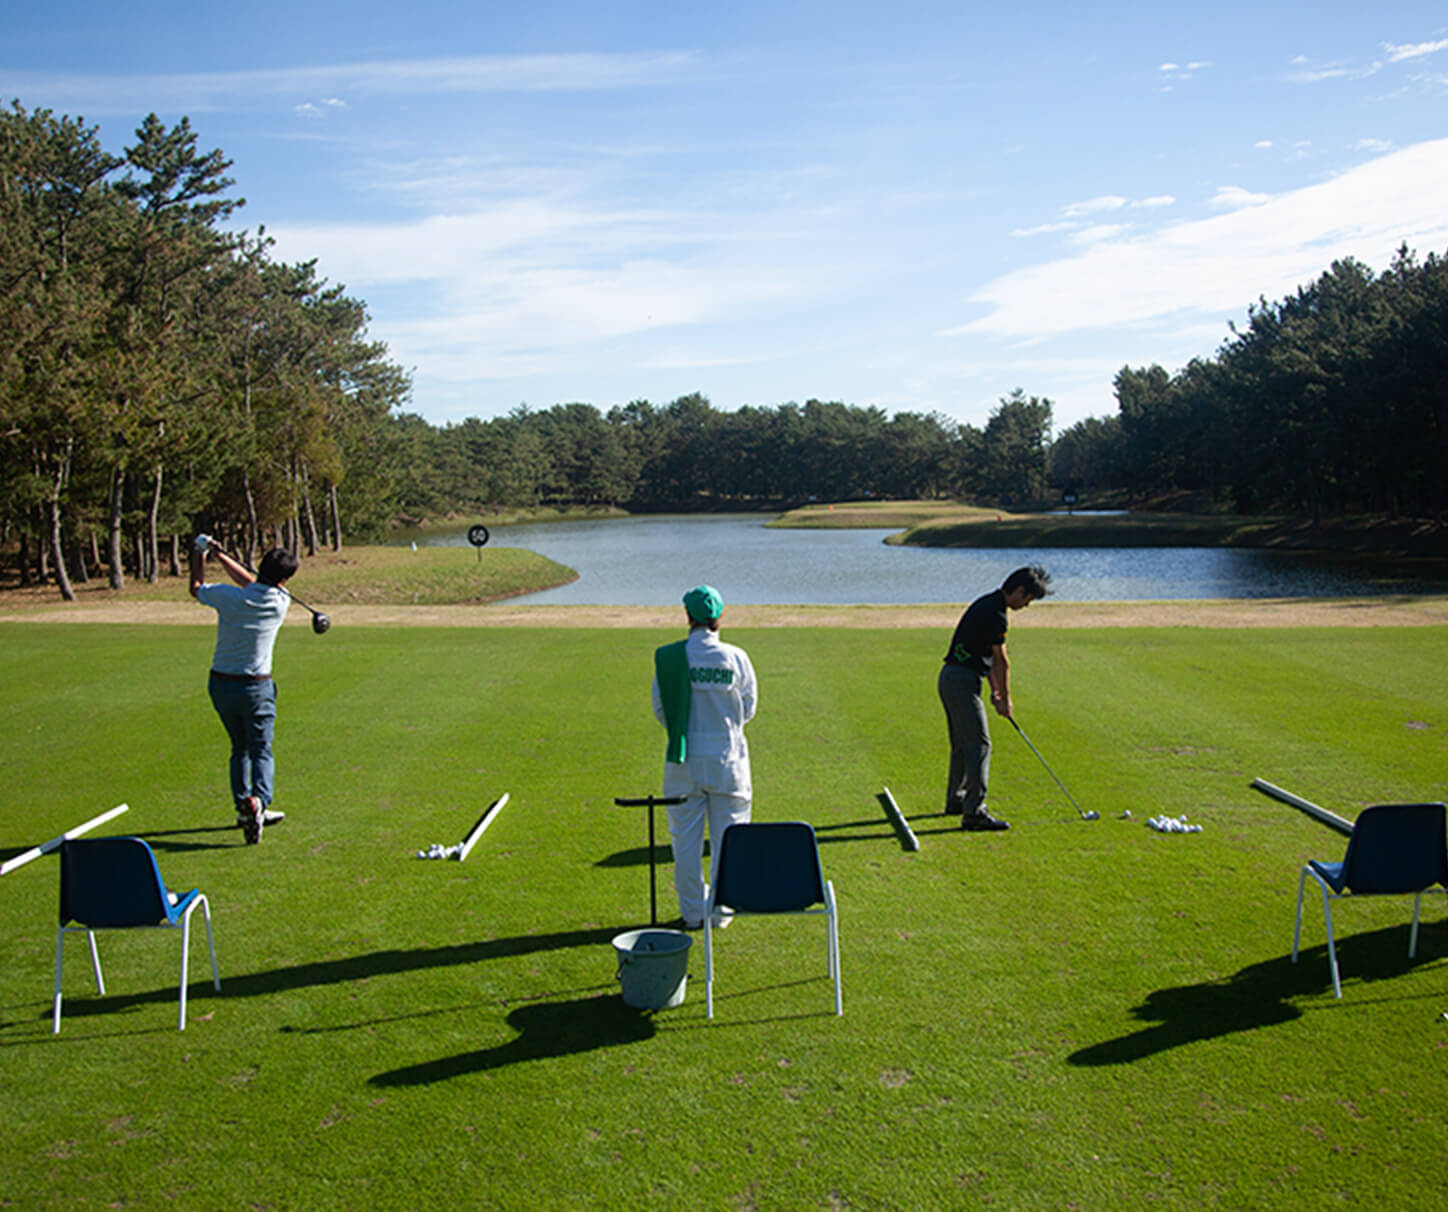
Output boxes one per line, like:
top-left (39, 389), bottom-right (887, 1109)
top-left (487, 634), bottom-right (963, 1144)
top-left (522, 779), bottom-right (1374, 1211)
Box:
top-left (612, 928), bottom-right (692, 1010)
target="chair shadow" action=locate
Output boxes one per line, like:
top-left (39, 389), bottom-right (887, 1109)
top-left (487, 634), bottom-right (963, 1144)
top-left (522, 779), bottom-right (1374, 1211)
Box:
top-left (369, 991), bottom-right (656, 1086)
top-left (1069, 918), bottom-right (1448, 1067)
top-left (42, 925), bottom-right (629, 1027)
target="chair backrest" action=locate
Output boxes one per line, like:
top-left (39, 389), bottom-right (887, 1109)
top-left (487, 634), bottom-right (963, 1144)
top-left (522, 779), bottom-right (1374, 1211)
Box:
top-left (59, 837), bottom-right (171, 928)
top-left (713, 822), bottom-right (825, 913)
top-left (1341, 803), bottom-right (1448, 894)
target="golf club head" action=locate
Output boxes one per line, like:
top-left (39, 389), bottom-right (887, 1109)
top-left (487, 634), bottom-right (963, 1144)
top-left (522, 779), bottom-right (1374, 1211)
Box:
top-left (311, 612), bottom-right (331, 635)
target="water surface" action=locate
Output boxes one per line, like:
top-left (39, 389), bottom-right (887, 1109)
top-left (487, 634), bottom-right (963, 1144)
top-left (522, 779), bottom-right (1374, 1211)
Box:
top-left (395, 514), bottom-right (1448, 606)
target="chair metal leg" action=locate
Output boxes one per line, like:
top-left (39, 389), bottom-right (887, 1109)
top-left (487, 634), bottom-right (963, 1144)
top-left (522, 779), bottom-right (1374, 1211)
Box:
top-left (1292, 868), bottom-right (1308, 962)
top-left (1320, 883), bottom-right (1342, 999)
top-left (178, 908), bottom-right (194, 1030)
top-left (830, 911), bottom-right (842, 1017)
top-left (88, 931), bottom-right (105, 994)
top-left (704, 914), bottom-right (715, 1020)
top-left (53, 929), bottom-right (64, 1034)
top-left (1409, 891), bottom-right (1422, 958)
top-left (202, 897), bottom-right (220, 991)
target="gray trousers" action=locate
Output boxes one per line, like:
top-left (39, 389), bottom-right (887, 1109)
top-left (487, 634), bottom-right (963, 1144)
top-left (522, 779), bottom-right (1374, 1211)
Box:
top-left (938, 663), bottom-right (990, 815)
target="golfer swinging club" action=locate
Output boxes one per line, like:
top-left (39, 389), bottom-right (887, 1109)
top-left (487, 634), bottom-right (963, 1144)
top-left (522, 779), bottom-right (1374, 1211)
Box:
top-left (939, 565), bottom-right (1051, 831)
top-left (651, 585), bottom-right (758, 930)
top-left (190, 534), bottom-right (299, 844)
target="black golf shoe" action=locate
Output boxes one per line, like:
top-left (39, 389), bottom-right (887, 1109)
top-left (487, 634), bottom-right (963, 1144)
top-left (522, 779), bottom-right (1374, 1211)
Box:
top-left (960, 809), bottom-right (1010, 832)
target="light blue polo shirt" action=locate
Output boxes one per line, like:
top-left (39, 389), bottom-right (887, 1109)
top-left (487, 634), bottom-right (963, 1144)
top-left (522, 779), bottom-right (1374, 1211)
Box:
top-left (197, 582), bottom-right (291, 676)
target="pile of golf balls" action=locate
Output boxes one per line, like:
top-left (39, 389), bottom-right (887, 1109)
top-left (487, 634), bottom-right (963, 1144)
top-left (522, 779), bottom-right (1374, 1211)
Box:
top-left (1147, 815), bottom-right (1203, 834)
top-left (416, 842), bottom-right (463, 859)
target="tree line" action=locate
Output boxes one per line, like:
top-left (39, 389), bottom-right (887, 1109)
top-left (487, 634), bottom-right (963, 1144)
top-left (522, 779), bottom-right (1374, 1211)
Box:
top-left (390, 389), bottom-right (1054, 521)
top-left (1052, 247), bottom-right (1448, 522)
top-left (5, 101), bottom-right (1444, 601)
top-left (1, 102), bottom-right (408, 598)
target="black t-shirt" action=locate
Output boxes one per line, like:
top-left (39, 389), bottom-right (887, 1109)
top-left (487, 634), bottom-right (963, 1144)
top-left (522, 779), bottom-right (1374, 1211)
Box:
top-left (942, 588), bottom-right (1008, 675)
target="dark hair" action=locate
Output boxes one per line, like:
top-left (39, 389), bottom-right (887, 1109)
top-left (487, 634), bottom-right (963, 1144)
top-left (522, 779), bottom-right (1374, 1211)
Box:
top-left (257, 548), bottom-right (300, 587)
top-left (689, 616), bottom-right (721, 633)
top-left (1003, 564), bottom-right (1051, 599)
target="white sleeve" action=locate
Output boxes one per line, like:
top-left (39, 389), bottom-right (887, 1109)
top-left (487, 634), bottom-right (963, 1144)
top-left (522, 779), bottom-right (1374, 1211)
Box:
top-left (738, 651), bottom-right (757, 724)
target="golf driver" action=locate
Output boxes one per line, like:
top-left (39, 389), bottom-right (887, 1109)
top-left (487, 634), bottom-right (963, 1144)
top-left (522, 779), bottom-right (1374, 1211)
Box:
top-left (1007, 716), bottom-right (1098, 820)
top-left (210, 542), bottom-right (331, 634)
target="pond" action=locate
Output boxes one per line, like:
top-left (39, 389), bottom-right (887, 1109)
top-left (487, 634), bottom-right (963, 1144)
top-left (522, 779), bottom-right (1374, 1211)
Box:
top-left (392, 514), bottom-right (1448, 606)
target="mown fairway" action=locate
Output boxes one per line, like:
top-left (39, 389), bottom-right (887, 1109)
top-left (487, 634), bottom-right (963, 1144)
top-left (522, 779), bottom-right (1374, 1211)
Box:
top-left (2, 620), bottom-right (1446, 1209)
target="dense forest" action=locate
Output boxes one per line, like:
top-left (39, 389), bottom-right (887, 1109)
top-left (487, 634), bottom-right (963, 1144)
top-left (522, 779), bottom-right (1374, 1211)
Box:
top-left (4, 102), bottom-right (1446, 599)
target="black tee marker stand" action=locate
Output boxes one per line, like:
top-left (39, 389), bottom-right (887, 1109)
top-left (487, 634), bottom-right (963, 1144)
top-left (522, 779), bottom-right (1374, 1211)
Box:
top-left (613, 794), bottom-right (686, 925)
top-left (467, 524), bottom-right (490, 562)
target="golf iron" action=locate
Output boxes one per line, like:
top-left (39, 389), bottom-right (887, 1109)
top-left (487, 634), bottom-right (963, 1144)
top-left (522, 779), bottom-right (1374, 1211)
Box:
top-left (212, 544), bottom-right (331, 634)
top-left (1008, 716), bottom-right (1098, 820)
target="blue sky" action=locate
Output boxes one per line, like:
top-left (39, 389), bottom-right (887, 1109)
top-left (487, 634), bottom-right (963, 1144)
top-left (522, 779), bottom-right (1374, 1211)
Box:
top-left (5, 1), bottom-right (1448, 431)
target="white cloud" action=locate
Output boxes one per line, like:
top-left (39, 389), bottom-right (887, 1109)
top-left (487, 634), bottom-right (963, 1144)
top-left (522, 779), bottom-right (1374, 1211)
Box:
top-left (1131, 195), bottom-right (1175, 209)
top-left (1010, 220), bottom-right (1076, 237)
top-left (1356, 137), bottom-right (1393, 153)
top-left (294, 98), bottom-right (346, 120)
top-left (1255, 140), bottom-right (1274, 149)
top-left (0, 51), bottom-right (702, 114)
top-left (1383, 38), bottom-right (1448, 61)
top-left (1068, 223), bottom-right (1132, 246)
top-left (1210, 185), bottom-right (1272, 209)
top-left (1063, 195), bottom-right (1128, 217)
top-left (1287, 59), bottom-right (1382, 83)
top-left (1159, 60), bottom-right (1211, 80)
top-left (267, 193), bottom-right (839, 384)
top-left (949, 138), bottom-right (1448, 342)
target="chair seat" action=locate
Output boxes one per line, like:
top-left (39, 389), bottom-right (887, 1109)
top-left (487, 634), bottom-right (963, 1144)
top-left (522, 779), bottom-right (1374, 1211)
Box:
top-left (168, 888), bottom-right (202, 920)
top-left (1307, 859), bottom-right (1346, 893)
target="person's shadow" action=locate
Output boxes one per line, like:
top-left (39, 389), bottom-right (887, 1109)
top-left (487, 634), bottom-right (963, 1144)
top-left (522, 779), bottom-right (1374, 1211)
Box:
top-left (370, 992), bottom-right (656, 1086)
top-left (1069, 918), bottom-right (1448, 1067)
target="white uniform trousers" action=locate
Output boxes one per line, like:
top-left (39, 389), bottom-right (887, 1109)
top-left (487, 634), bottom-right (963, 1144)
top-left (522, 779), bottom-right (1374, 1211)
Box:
top-left (664, 774), bottom-right (751, 925)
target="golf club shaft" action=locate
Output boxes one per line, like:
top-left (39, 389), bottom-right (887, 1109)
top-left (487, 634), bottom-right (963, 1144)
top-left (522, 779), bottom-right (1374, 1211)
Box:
top-left (1008, 716), bottom-right (1092, 819)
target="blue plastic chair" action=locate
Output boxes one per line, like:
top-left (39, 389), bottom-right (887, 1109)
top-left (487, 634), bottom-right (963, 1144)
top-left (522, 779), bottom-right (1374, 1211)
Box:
top-left (54, 837), bottom-right (220, 1032)
top-left (704, 822), bottom-right (841, 1019)
top-left (1292, 802), bottom-right (1448, 998)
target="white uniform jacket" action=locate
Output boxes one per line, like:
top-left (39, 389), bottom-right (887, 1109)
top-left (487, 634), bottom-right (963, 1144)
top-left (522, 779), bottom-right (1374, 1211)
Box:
top-left (651, 629), bottom-right (757, 795)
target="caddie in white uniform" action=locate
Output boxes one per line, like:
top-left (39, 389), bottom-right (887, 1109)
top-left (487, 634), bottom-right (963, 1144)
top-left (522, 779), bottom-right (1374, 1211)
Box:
top-left (651, 585), bottom-right (758, 929)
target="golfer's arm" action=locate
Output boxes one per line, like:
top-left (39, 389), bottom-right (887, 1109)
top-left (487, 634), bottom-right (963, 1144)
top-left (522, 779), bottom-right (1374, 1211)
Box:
top-left (188, 549), bottom-right (205, 598)
top-left (989, 644), bottom-right (1011, 707)
top-left (214, 548), bottom-right (255, 588)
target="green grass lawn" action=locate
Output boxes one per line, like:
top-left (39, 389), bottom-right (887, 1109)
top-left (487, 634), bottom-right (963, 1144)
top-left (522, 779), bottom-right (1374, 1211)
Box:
top-left (2, 621), bottom-right (1446, 1209)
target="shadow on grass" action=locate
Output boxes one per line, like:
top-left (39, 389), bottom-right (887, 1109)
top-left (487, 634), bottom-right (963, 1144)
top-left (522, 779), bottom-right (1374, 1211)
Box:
top-left (39, 925), bottom-right (627, 1028)
top-left (370, 991), bottom-right (656, 1086)
top-left (139, 825), bottom-right (239, 854)
top-left (1070, 918), bottom-right (1448, 1067)
top-left (0, 825), bottom-right (238, 869)
top-left (598, 819), bottom-right (904, 869)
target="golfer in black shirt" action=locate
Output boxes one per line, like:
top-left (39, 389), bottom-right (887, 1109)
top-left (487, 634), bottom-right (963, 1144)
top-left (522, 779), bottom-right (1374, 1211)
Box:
top-left (939, 565), bottom-right (1052, 831)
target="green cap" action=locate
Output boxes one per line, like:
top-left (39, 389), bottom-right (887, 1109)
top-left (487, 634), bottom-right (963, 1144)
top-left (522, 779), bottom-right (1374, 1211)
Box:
top-left (683, 584), bottom-right (723, 622)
